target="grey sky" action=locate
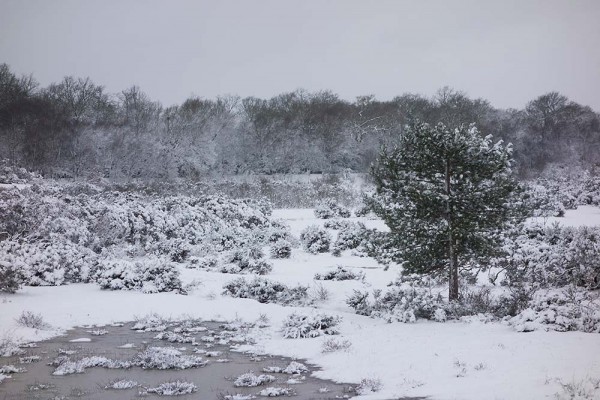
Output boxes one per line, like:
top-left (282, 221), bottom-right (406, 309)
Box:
top-left (1, 0), bottom-right (599, 110)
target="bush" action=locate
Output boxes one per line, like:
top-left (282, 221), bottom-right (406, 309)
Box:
top-left (300, 225), bottom-right (331, 254)
top-left (314, 266), bottom-right (364, 281)
top-left (509, 286), bottom-right (600, 333)
top-left (281, 312), bottom-right (341, 338)
top-left (321, 337), bottom-right (352, 353)
top-left (347, 274), bottom-right (444, 323)
top-left (220, 246), bottom-right (273, 275)
top-left (331, 222), bottom-right (368, 256)
top-left (270, 239), bottom-right (292, 259)
top-left (502, 223), bottom-right (600, 290)
top-left (0, 239), bottom-right (98, 286)
top-left (0, 187), bottom-right (289, 287)
top-left (0, 261), bottom-right (22, 293)
top-left (16, 311), bottom-right (50, 330)
top-left (314, 199), bottom-right (351, 219)
top-left (222, 277), bottom-right (309, 306)
top-left (95, 257), bottom-right (183, 293)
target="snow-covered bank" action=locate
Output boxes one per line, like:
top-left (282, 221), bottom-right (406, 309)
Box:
top-left (2, 207), bottom-right (600, 400)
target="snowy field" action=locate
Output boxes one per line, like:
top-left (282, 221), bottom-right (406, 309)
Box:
top-left (1, 207), bottom-right (600, 400)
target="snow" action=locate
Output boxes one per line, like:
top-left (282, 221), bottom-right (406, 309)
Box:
top-left (529, 205), bottom-right (600, 227)
top-left (1, 206), bottom-right (600, 399)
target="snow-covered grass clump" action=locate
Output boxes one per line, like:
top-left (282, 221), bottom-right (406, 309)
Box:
top-left (263, 361), bottom-right (308, 375)
top-left (134, 346), bottom-right (207, 370)
top-left (105, 379), bottom-right (138, 390)
top-left (299, 225), bottom-right (331, 254)
top-left (233, 372), bottom-right (275, 387)
top-left (223, 277), bottom-right (309, 306)
top-left (281, 312), bottom-right (341, 339)
top-left (52, 356), bottom-right (131, 375)
top-left (146, 381), bottom-right (198, 396)
top-left (257, 387), bottom-right (294, 397)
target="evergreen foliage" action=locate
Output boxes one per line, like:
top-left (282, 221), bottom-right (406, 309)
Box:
top-left (369, 122), bottom-right (524, 299)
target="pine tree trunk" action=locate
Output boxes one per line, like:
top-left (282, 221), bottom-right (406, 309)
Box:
top-left (445, 159), bottom-right (459, 301)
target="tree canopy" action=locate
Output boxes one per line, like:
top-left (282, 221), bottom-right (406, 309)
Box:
top-left (369, 122), bottom-right (524, 299)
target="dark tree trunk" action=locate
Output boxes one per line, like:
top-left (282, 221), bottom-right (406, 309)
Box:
top-left (445, 158), bottom-right (459, 300)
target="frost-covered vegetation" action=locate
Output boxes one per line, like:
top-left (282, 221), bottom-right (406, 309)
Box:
top-left (222, 277), bottom-right (309, 306)
top-left (146, 381), bottom-right (198, 396)
top-left (281, 312), bottom-right (341, 338)
top-left (0, 181), bottom-right (292, 291)
top-left (300, 225), bottom-right (331, 254)
top-left (233, 373), bottom-right (275, 387)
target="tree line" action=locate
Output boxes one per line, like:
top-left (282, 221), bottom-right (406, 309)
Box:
top-left (1, 63), bottom-right (599, 179)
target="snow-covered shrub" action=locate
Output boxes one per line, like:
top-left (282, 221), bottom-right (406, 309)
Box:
top-left (270, 239), bottom-right (292, 259)
top-left (264, 220), bottom-right (294, 243)
top-left (222, 277), bottom-right (309, 306)
top-left (0, 160), bottom-right (40, 184)
top-left (186, 255), bottom-right (218, 270)
top-left (16, 311), bottom-right (50, 330)
top-left (347, 274), bottom-right (444, 323)
top-left (0, 239), bottom-right (98, 286)
top-left (0, 261), bottom-right (22, 293)
top-left (331, 221), bottom-right (368, 256)
top-left (146, 381), bottom-right (198, 396)
top-left (0, 335), bottom-right (23, 357)
top-left (281, 312), bottom-right (341, 338)
top-left (233, 373), bottom-right (275, 387)
top-left (509, 286), bottom-right (600, 333)
top-left (502, 223), bottom-right (600, 290)
top-left (134, 346), bottom-right (207, 369)
top-left (321, 337), bottom-right (352, 353)
top-left (553, 377), bottom-right (600, 400)
top-left (309, 282), bottom-right (330, 302)
top-left (300, 225), bottom-right (331, 254)
top-left (95, 257), bottom-right (183, 293)
top-left (323, 219), bottom-right (355, 230)
top-left (314, 199), bottom-right (351, 219)
top-left (444, 287), bottom-right (501, 319)
top-left (314, 266), bottom-right (364, 281)
top-left (221, 247), bottom-right (273, 275)
top-left (355, 378), bottom-right (383, 395)
top-left (0, 187), bottom-right (289, 287)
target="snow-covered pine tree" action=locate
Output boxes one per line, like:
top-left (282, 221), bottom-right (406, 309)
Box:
top-left (369, 122), bottom-right (523, 300)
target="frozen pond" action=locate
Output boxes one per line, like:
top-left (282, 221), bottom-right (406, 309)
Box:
top-left (0, 319), bottom-right (355, 399)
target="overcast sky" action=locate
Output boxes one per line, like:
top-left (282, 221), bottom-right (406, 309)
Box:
top-left (1, 0), bottom-right (599, 110)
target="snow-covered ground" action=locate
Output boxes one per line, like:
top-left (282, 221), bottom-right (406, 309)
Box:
top-left (1, 208), bottom-right (600, 400)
